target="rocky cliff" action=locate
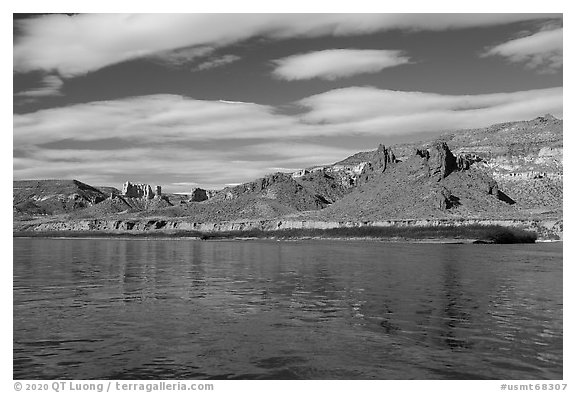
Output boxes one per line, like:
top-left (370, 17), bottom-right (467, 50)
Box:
top-left (333, 115), bottom-right (562, 216)
top-left (122, 181), bottom-right (159, 199)
top-left (304, 141), bottom-right (515, 222)
top-left (438, 115), bottom-right (562, 215)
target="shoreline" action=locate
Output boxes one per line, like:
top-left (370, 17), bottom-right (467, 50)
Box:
top-left (12, 224), bottom-right (543, 244)
top-left (13, 233), bottom-right (477, 243)
top-left (12, 234), bottom-right (561, 244)
top-left (12, 233), bottom-right (562, 241)
top-left (13, 217), bottom-right (562, 242)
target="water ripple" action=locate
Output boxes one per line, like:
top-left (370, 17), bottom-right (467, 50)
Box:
top-left (13, 239), bottom-right (562, 379)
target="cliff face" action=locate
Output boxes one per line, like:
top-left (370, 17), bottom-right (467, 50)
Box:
top-left (441, 115), bottom-right (563, 214)
top-left (332, 115), bottom-right (563, 216)
top-left (122, 182), bottom-right (161, 199)
top-left (356, 144), bottom-right (398, 185)
top-left (307, 142), bottom-right (515, 222)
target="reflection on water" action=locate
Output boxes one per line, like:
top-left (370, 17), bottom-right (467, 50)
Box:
top-left (13, 238), bottom-right (562, 379)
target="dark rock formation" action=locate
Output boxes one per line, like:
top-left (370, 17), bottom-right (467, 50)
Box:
top-left (415, 142), bottom-right (479, 180)
top-left (418, 146), bottom-right (479, 173)
top-left (357, 144), bottom-right (397, 185)
top-left (190, 187), bottom-right (217, 202)
top-left (426, 142), bottom-right (457, 180)
top-left (415, 148), bottom-right (429, 159)
top-left (374, 143), bottom-right (397, 172)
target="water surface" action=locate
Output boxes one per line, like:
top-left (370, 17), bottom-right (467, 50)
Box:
top-left (13, 238), bottom-right (562, 379)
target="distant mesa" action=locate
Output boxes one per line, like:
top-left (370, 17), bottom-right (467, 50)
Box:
top-left (121, 181), bottom-right (162, 199)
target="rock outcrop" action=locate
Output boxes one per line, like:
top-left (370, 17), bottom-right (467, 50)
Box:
top-left (415, 142), bottom-right (477, 181)
top-left (435, 115), bottom-right (562, 212)
top-left (357, 144), bottom-right (398, 184)
top-left (426, 141), bottom-right (457, 180)
top-left (332, 115), bottom-right (562, 215)
top-left (189, 187), bottom-right (217, 202)
top-left (456, 153), bottom-right (481, 170)
top-left (121, 182), bottom-right (161, 199)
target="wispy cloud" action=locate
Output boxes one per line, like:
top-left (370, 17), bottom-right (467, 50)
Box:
top-left (193, 54), bottom-right (241, 71)
top-left (298, 86), bottom-right (562, 134)
top-left (149, 46), bottom-right (214, 67)
top-left (482, 28), bottom-right (562, 73)
top-left (13, 86), bottom-right (562, 191)
top-left (14, 14), bottom-right (559, 76)
top-left (15, 75), bottom-right (63, 98)
top-left (272, 49), bottom-right (411, 80)
top-left (13, 142), bottom-right (352, 192)
top-left (13, 95), bottom-right (315, 147)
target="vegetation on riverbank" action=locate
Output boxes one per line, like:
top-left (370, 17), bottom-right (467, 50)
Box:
top-left (13, 224), bottom-right (537, 243)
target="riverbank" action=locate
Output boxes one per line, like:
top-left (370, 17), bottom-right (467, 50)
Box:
top-left (13, 224), bottom-right (538, 244)
top-left (14, 217), bottom-right (562, 240)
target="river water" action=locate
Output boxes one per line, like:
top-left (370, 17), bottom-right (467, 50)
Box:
top-left (13, 238), bottom-right (562, 380)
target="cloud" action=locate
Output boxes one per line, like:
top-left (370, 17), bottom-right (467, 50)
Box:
top-left (298, 86), bottom-right (562, 134)
top-left (193, 54), bottom-right (241, 71)
top-left (13, 13), bottom-right (559, 76)
top-left (13, 87), bottom-right (562, 191)
top-left (482, 28), bottom-right (563, 73)
top-left (149, 46), bottom-right (214, 67)
top-left (13, 141), bottom-right (352, 192)
top-left (15, 75), bottom-right (63, 98)
top-left (272, 49), bottom-right (411, 80)
top-left (13, 95), bottom-right (316, 148)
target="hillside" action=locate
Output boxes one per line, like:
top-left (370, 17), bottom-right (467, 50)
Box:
top-left (333, 115), bottom-right (563, 216)
top-left (13, 115), bottom-right (563, 228)
top-left (305, 143), bottom-right (517, 221)
top-left (13, 180), bottom-right (106, 217)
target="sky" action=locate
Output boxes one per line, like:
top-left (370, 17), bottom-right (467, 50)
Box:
top-left (12, 13), bottom-right (563, 193)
